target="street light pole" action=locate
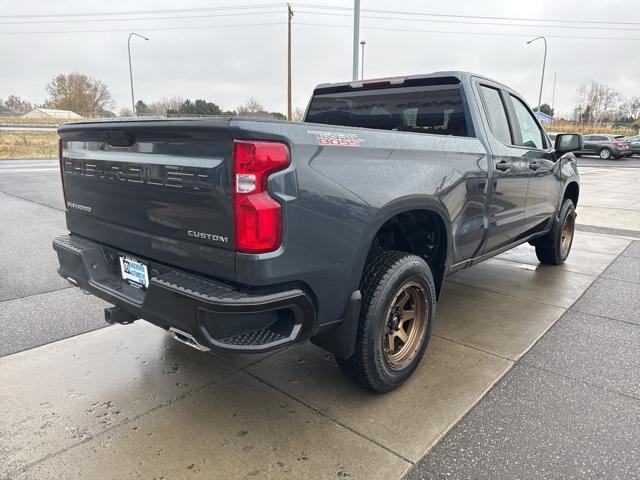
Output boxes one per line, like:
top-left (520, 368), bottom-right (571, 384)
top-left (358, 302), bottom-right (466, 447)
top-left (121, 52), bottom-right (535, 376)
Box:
top-left (352, 0), bottom-right (360, 81)
top-left (128, 32), bottom-right (149, 116)
top-left (527, 36), bottom-right (547, 112)
top-left (287, 4), bottom-right (294, 121)
top-left (360, 40), bottom-right (366, 80)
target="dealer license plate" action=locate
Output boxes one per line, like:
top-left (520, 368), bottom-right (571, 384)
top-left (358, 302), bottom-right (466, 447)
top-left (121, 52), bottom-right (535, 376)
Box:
top-left (119, 256), bottom-right (149, 289)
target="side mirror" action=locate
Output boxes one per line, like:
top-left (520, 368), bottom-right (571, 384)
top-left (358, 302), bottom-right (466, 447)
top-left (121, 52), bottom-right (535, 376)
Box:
top-left (555, 133), bottom-right (582, 154)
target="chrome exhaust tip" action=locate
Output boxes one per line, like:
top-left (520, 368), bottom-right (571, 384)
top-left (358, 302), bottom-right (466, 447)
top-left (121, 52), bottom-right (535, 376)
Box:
top-left (168, 327), bottom-right (210, 352)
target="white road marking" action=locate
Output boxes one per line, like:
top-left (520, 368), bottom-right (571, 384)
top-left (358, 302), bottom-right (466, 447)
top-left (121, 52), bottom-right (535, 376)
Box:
top-left (0, 168), bottom-right (58, 173)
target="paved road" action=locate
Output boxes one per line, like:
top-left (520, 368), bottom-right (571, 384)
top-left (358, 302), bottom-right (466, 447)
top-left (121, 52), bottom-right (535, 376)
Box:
top-left (407, 239), bottom-right (640, 480)
top-left (0, 159), bottom-right (106, 357)
top-left (0, 126), bottom-right (57, 132)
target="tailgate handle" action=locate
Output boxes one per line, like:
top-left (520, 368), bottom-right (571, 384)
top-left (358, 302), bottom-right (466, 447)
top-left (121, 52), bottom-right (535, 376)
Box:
top-left (105, 131), bottom-right (135, 147)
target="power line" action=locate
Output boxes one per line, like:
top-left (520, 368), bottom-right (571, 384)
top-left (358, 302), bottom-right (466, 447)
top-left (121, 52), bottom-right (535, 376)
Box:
top-left (3, 21), bottom-right (639, 41)
top-left (0, 10), bottom-right (284, 26)
top-left (3, 8), bottom-right (637, 34)
top-left (0, 3), bottom-right (286, 19)
top-left (0, 22), bottom-right (286, 36)
top-left (295, 4), bottom-right (640, 27)
top-left (294, 9), bottom-right (640, 32)
top-left (6, 2), bottom-right (635, 28)
top-left (294, 22), bottom-right (640, 42)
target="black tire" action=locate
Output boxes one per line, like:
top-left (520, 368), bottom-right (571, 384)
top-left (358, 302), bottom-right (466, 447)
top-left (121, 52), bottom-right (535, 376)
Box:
top-left (535, 199), bottom-right (576, 265)
top-left (336, 251), bottom-right (436, 393)
top-left (599, 148), bottom-right (612, 160)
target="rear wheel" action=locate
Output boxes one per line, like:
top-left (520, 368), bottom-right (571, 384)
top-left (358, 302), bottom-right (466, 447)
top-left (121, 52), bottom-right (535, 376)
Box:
top-left (535, 199), bottom-right (576, 265)
top-left (599, 148), bottom-right (612, 160)
top-left (336, 251), bottom-right (436, 393)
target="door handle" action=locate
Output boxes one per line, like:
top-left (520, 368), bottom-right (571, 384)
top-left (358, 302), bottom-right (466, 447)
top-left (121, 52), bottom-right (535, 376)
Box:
top-left (529, 160), bottom-right (541, 170)
top-left (495, 161), bottom-right (511, 172)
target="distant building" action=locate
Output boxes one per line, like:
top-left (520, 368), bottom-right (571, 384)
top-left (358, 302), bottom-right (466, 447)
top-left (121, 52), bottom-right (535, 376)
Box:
top-left (22, 108), bottom-right (83, 120)
top-left (535, 111), bottom-right (553, 125)
top-left (0, 105), bottom-right (18, 116)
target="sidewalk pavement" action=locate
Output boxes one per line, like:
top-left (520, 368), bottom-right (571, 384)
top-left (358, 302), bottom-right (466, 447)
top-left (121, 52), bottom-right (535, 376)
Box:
top-left (406, 239), bottom-right (640, 480)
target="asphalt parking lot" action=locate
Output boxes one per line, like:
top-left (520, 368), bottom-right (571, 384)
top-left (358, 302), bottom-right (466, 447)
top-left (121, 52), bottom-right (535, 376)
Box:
top-left (1, 159), bottom-right (639, 479)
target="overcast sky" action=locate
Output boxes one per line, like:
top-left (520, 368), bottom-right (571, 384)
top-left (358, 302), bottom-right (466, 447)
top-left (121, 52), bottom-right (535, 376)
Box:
top-left (1, 0), bottom-right (639, 116)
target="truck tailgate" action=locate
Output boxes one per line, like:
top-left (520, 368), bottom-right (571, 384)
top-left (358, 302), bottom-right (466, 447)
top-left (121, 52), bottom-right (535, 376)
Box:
top-left (58, 120), bottom-right (236, 282)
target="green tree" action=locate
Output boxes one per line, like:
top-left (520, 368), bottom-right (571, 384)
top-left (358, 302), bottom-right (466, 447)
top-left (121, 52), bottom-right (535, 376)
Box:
top-left (135, 100), bottom-right (150, 115)
top-left (45, 72), bottom-right (114, 116)
top-left (166, 98), bottom-right (223, 116)
top-left (539, 103), bottom-right (554, 117)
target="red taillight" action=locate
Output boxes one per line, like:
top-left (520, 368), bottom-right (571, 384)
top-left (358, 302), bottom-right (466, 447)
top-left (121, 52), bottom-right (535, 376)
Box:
top-left (613, 141), bottom-right (621, 148)
top-left (58, 138), bottom-right (67, 207)
top-left (233, 140), bottom-right (290, 253)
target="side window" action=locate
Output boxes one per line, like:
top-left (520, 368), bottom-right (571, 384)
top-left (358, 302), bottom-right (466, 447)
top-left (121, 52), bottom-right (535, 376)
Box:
top-left (479, 85), bottom-right (512, 144)
top-left (509, 95), bottom-right (545, 149)
top-left (583, 135), bottom-right (592, 141)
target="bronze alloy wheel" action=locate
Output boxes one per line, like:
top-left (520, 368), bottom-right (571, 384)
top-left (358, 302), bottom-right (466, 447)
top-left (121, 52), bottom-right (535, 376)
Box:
top-left (383, 281), bottom-right (429, 369)
top-left (560, 210), bottom-right (575, 257)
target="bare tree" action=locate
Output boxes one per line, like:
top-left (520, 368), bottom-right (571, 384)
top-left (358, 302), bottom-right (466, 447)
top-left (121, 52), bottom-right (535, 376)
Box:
top-left (573, 81), bottom-right (620, 124)
top-left (237, 98), bottom-right (266, 115)
top-left (0, 95), bottom-right (33, 114)
top-left (292, 107), bottom-right (305, 122)
top-left (619, 96), bottom-right (640, 121)
top-left (45, 72), bottom-right (114, 116)
top-left (118, 107), bottom-right (134, 117)
top-left (147, 96), bottom-right (184, 115)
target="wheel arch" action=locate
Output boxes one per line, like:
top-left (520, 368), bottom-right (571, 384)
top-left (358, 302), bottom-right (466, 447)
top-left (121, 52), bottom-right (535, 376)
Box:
top-left (563, 181), bottom-right (580, 207)
top-left (313, 198), bottom-right (452, 360)
top-left (351, 197), bottom-right (453, 300)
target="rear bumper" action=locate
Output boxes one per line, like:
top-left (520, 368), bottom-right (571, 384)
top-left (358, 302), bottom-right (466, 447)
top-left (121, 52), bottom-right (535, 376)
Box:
top-left (612, 148), bottom-right (632, 157)
top-left (52, 234), bottom-right (316, 353)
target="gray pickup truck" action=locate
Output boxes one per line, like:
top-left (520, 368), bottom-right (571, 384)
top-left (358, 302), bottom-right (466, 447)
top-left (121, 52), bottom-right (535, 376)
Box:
top-left (53, 71), bottom-right (582, 392)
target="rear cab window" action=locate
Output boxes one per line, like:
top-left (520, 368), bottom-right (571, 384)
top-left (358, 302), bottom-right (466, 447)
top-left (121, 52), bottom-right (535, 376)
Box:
top-left (477, 83), bottom-right (548, 150)
top-left (478, 85), bottom-right (512, 144)
top-left (305, 83), bottom-right (471, 137)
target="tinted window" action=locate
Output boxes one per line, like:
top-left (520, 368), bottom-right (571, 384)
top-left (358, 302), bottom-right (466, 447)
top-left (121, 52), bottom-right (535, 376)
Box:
top-left (592, 136), bottom-right (607, 141)
top-left (479, 86), bottom-right (511, 144)
top-left (509, 95), bottom-right (545, 149)
top-left (306, 84), bottom-right (469, 137)
top-left (583, 135), bottom-right (592, 141)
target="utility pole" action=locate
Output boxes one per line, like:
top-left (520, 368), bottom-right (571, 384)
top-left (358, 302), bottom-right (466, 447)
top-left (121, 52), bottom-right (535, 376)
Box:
top-left (360, 40), bottom-right (366, 80)
top-left (287, 4), bottom-right (293, 121)
top-left (352, 0), bottom-right (360, 81)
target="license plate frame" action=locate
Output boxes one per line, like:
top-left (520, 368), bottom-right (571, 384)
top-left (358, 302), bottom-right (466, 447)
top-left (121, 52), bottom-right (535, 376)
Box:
top-left (119, 256), bottom-right (149, 289)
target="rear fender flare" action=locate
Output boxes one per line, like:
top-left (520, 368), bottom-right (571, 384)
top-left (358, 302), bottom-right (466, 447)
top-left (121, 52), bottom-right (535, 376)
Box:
top-left (348, 196), bottom-right (453, 295)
